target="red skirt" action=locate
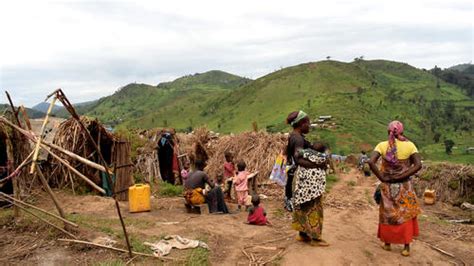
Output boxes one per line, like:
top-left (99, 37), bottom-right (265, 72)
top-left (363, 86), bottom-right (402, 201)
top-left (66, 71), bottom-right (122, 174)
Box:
top-left (378, 217), bottom-right (419, 244)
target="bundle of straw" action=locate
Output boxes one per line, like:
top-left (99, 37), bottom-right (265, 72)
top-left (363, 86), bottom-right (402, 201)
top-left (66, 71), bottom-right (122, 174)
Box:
top-left (414, 162), bottom-right (474, 204)
top-left (204, 131), bottom-right (287, 182)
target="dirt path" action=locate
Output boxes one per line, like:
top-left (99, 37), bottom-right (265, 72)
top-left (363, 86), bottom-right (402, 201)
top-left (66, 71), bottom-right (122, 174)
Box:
top-left (1, 168), bottom-right (473, 265)
top-left (282, 169), bottom-right (473, 265)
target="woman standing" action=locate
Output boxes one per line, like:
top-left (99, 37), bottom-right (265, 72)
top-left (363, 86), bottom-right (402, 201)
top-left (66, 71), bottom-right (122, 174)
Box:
top-left (368, 121), bottom-right (422, 256)
top-left (286, 111), bottom-right (329, 246)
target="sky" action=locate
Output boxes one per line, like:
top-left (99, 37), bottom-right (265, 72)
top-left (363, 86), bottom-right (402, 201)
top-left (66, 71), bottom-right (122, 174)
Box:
top-left (0, 0), bottom-right (473, 107)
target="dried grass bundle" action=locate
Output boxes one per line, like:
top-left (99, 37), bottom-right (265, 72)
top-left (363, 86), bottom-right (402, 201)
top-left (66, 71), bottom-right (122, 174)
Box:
top-left (204, 131), bottom-right (287, 182)
top-left (49, 117), bottom-right (114, 189)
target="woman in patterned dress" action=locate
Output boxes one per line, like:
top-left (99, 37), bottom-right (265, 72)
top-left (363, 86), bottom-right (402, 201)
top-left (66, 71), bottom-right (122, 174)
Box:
top-left (368, 120), bottom-right (422, 256)
top-left (286, 111), bottom-right (329, 246)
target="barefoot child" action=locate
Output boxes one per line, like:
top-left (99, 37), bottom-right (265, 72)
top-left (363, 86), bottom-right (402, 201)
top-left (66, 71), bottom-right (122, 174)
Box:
top-left (247, 194), bottom-right (269, 225)
top-left (234, 160), bottom-right (249, 210)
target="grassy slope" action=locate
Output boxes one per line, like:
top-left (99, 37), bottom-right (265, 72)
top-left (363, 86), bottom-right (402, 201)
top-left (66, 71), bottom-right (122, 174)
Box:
top-left (77, 60), bottom-right (472, 163)
top-left (84, 71), bottom-right (251, 129)
top-left (196, 60), bottom-right (473, 160)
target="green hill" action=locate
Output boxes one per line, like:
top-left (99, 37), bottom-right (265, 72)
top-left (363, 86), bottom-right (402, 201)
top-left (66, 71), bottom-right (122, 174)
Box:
top-left (83, 70), bottom-right (252, 128)
top-left (73, 60), bottom-right (473, 163)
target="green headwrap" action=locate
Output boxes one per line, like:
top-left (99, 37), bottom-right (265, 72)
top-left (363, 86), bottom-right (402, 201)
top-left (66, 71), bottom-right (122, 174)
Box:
top-left (291, 111), bottom-right (308, 126)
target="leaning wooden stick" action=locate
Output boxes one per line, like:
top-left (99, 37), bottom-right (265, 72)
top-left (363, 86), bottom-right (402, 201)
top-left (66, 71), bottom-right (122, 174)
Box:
top-left (0, 195), bottom-right (77, 239)
top-left (36, 165), bottom-right (67, 226)
top-left (30, 97), bottom-right (57, 174)
top-left (19, 105), bottom-right (32, 130)
top-left (0, 192), bottom-right (78, 227)
top-left (54, 89), bottom-right (133, 257)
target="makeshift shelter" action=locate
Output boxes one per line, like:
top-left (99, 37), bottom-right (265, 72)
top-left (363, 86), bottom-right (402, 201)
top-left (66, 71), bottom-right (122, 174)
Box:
top-left (48, 117), bottom-right (133, 200)
top-left (0, 116), bottom-right (32, 197)
top-left (135, 128), bottom-right (184, 184)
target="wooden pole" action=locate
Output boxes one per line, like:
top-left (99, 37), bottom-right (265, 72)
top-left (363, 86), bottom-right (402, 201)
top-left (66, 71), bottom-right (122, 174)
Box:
top-left (35, 165), bottom-right (67, 226)
top-left (0, 191), bottom-right (78, 227)
top-left (19, 105), bottom-right (32, 130)
top-left (5, 91), bottom-right (22, 128)
top-left (54, 89), bottom-right (133, 257)
top-left (0, 195), bottom-right (77, 239)
top-left (30, 97), bottom-right (57, 174)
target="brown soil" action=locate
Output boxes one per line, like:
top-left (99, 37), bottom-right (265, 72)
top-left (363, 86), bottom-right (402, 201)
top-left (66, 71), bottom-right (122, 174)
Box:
top-left (1, 169), bottom-right (473, 265)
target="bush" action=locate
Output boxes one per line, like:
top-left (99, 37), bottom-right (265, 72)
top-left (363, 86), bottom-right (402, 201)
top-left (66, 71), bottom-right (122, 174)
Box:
top-left (158, 182), bottom-right (184, 197)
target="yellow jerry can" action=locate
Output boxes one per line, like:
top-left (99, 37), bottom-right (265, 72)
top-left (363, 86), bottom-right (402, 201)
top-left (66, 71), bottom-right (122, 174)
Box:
top-left (423, 189), bottom-right (436, 205)
top-left (129, 184), bottom-right (151, 213)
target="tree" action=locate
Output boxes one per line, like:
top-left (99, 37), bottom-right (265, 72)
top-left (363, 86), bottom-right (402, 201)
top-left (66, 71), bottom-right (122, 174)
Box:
top-left (326, 56), bottom-right (331, 60)
top-left (444, 139), bottom-right (455, 155)
top-left (433, 132), bottom-right (441, 143)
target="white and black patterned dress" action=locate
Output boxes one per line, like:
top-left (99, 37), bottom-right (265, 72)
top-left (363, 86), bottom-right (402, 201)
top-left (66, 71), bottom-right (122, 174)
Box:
top-left (292, 149), bottom-right (327, 207)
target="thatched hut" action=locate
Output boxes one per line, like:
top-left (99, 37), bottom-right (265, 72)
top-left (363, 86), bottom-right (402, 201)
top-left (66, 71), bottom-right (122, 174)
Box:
top-left (49, 117), bottom-right (133, 200)
top-left (0, 116), bottom-right (32, 198)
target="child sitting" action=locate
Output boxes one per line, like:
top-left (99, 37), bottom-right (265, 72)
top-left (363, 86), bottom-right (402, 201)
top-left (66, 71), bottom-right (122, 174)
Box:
top-left (247, 194), bottom-right (269, 225)
top-left (234, 160), bottom-right (249, 210)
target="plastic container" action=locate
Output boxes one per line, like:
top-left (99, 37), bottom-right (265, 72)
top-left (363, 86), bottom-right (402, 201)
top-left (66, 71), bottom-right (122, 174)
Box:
top-left (128, 184), bottom-right (151, 213)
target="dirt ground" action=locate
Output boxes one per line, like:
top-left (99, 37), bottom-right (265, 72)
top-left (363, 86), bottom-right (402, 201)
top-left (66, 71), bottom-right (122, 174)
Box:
top-left (1, 168), bottom-right (473, 265)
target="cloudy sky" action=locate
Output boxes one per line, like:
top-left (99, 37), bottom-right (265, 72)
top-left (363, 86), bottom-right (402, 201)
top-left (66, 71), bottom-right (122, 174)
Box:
top-left (0, 0), bottom-right (472, 107)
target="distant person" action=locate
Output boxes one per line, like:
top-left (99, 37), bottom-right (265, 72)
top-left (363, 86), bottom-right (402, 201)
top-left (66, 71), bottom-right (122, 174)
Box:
top-left (234, 160), bottom-right (249, 210)
top-left (368, 120), bottom-right (422, 257)
top-left (157, 132), bottom-right (176, 184)
top-left (223, 151), bottom-right (236, 199)
top-left (286, 110), bottom-right (329, 246)
top-left (358, 151), bottom-right (371, 176)
top-left (247, 194), bottom-right (270, 225)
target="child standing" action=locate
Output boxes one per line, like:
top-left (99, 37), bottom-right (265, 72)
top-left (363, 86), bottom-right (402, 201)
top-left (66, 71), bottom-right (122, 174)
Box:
top-left (223, 152), bottom-right (236, 199)
top-left (247, 194), bottom-right (269, 225)
top-left (234, 160), bottom-right (249, 210)
top-left (181, 161), bottom-right (191, 183)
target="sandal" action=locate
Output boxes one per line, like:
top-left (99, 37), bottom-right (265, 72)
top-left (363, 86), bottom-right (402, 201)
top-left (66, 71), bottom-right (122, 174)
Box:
top-left (382, 243), bottom-right (391, 251)
top-left (401, 249), bottom-right (410, 257)
top-left (310, 239), bottom-right (330, 247)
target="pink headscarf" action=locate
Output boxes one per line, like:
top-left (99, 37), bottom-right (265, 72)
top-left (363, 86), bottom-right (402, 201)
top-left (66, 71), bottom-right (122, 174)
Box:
top-left (386, 120), bottom-right (407, 165)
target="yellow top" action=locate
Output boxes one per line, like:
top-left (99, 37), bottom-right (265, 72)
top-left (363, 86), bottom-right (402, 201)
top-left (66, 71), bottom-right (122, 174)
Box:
top-left (374, 140), bottom-right (418, 160)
